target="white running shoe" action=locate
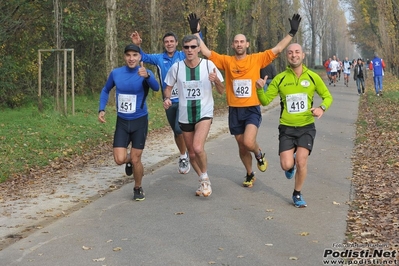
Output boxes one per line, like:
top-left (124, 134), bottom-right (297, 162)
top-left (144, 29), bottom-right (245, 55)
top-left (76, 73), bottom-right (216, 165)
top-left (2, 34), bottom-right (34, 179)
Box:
top-left (195, 183), bottom-right (202, 196)
top-left (178, 153), bottom-right (191, 174)
top-left (201, 178), bottom-right (212, 197)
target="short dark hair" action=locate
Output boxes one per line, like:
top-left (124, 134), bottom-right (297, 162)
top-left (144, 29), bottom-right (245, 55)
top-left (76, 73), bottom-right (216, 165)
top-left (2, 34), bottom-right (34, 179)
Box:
top-left (182, 35), bottom-right (200, 46)
top-left (163, 32), bottom-right (178, 42)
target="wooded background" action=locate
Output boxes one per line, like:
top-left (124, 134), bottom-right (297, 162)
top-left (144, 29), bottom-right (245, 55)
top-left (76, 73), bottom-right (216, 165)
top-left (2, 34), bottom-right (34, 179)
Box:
top-left (1, 0), bottom-right (397, 108)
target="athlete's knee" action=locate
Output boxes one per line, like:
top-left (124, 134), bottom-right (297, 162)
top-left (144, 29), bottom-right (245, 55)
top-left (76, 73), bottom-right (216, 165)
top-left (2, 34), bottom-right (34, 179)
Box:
top-left (113, 155), bottom-right (126, 165)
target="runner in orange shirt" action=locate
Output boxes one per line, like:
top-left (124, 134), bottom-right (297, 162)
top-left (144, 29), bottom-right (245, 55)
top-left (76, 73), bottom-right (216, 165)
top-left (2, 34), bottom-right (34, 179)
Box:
top-left (187, 13), bottom-right (302, 188)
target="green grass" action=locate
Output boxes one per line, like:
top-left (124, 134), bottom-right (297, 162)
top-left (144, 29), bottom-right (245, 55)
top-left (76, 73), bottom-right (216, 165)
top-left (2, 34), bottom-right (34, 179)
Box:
top-left (0, 90), bottom-right (227, 182)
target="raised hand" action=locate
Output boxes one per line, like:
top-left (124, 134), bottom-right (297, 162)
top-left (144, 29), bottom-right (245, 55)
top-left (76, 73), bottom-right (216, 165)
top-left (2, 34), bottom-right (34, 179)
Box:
top-left (138, 61), bottom-right (149, 78)
top-left (288, 14), bottom-right (302, 36)
top-left (187, 13), bottom-right (200, 34)
top-left (256, 75), bottom-right (268, 89)
top-left (209, 68), bottom-right (219, 83)
top-left (130, 31), bottom-right (142, 46)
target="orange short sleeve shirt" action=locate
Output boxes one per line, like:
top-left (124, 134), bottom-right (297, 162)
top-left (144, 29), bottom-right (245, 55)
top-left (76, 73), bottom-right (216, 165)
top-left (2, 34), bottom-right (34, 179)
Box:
top-left (209, 50), bottom-right (277, 107)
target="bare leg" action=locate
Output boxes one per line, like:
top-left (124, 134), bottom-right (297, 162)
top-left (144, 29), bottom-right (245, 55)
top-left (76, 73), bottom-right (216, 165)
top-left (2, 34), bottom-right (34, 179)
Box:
top-left (235, 124), bottom-right (261, 175)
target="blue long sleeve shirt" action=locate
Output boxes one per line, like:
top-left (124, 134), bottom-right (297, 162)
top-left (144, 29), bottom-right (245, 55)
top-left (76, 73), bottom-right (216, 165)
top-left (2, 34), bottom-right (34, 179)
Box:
top-left (140, 50), bottom-right (186, 103)
top-left (99, 65), bottom-right (159, 120)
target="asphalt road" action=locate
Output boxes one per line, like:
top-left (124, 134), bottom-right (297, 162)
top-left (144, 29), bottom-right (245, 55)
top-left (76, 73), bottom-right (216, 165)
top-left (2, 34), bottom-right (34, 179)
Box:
top-left (0, 79), bottom-right (359, 266)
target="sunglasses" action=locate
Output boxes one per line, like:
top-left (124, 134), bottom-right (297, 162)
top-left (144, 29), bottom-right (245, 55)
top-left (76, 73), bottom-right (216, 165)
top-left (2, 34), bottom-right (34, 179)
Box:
top-left (183, 45), bottom-right (198, 50)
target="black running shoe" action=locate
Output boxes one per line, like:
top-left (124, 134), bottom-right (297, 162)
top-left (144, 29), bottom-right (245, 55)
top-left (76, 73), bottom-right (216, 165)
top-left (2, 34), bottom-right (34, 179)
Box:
top-left (125, 162), bottom-right (133, 176)
top-left (133, 187), bottom-right (145, 201)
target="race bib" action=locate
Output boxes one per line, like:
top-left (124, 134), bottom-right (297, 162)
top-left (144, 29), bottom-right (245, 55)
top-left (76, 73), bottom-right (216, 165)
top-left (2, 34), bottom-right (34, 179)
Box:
top-left (170, 84), bottom-right (178, 99)
top-left (233, 79), bottom-right (252, 98)
top-left (286, 93), bottom-right (307, 114)
top-left (182, 80), bottom-right (203, 100)
top-left (118, 94), bottom-right (137, 113)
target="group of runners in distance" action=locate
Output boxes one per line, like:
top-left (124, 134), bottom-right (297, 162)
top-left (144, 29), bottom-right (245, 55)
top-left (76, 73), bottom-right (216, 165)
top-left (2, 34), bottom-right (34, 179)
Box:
top-left (324, 53), bottom-right (385, 96)
top-left (98, 12), bottom-right (335, 208)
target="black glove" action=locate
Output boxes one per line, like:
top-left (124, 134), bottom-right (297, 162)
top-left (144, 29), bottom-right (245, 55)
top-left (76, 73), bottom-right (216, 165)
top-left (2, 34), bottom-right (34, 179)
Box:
top-left (187, 13), bottom-right (200, 34)
top-left (288, 14), bottom-right (301, 37)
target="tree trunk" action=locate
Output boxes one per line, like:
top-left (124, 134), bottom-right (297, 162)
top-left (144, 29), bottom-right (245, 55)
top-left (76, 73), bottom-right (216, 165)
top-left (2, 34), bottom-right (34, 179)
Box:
top-left (54, 0), bottom-right (61, 112)
top-left (105, 0), bottom-right (117, 106)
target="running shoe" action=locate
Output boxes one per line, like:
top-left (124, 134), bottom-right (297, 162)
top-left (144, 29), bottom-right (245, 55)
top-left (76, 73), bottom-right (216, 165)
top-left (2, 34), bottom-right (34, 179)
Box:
top-left (256, 153), bottom-right (268, 172)
top-left (201, 178), bottom-right (212, 197)
top-left (195, 182), bottom-right (202, 196)
top-left (243, 172), bottom-right (256, 187)
top-left (133, 187), bottom-right (145, 201)
top-left (178, 153), bottom-right (191, 174)
top-left (285, 154), bottom-right (296, 179)
top-left (292, 194), bottom-right (307, 208)
top-left (125, 162), bottom-right (133, 176)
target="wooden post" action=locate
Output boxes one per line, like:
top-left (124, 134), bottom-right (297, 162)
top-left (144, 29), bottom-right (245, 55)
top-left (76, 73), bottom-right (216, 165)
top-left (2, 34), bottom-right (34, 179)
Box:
top-left (63, 49), bottom-right (67, 116)
top-left (71, 49), bottom-right (75, 115)
top-left (38, 50), bottom-right (43, 112)
top-left (37, 49), bottom-right (75, 115)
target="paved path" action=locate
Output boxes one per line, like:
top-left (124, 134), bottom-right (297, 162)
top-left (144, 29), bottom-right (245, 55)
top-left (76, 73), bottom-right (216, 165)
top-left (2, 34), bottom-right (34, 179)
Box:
top-left (0, 79), bottom-right (360, 266)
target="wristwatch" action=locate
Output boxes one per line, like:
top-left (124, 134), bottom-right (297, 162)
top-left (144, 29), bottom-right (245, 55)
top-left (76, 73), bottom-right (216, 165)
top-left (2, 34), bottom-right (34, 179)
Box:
top-left (319, 105), bottom-right (326, 112)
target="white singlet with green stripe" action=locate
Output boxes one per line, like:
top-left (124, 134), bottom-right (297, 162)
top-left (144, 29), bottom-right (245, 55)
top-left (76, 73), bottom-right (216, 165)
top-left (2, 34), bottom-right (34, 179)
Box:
top-left (165, 59), bottom-right (224, 124)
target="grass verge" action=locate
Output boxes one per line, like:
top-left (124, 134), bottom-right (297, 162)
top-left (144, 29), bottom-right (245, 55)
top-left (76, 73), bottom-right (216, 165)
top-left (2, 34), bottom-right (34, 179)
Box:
top-left (0, 90), bottom-right (227, 182)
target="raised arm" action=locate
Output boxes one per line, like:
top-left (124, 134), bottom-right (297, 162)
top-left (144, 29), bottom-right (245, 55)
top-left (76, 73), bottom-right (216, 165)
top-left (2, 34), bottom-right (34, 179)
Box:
top-left (271, 14), bottom-right (301, 55)
top-left (187, 13), bottom-right (211, 58)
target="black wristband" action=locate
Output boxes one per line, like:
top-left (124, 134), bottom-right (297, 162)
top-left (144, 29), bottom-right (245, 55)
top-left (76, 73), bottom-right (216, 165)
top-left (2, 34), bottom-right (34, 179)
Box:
top-left (99, 110), bottom-right (105, 113)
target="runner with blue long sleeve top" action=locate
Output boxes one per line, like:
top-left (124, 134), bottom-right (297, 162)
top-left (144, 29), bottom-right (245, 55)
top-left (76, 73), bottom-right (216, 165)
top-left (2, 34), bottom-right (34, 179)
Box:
top-left (98, 44), bottom-right (159, 201)
top-left (130, 31), bottom-right (202, 175)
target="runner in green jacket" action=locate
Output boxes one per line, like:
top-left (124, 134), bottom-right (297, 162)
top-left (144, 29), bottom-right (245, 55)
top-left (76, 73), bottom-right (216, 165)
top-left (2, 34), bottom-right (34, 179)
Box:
top-left (256, 43), bottom-right (333, 208)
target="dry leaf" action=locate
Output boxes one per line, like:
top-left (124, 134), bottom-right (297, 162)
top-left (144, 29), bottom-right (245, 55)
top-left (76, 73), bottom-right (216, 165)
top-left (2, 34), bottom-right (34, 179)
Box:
top-left (289, 256), bottom-right (298, 260)
top-left (299, 232), bottom-right (309, 236)
top-left (113, 247), bottom-right (122, 251)
top-left (92, 257), bottom-right (105, 262)
top-left (82, 246), bottom-right (92, 250)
